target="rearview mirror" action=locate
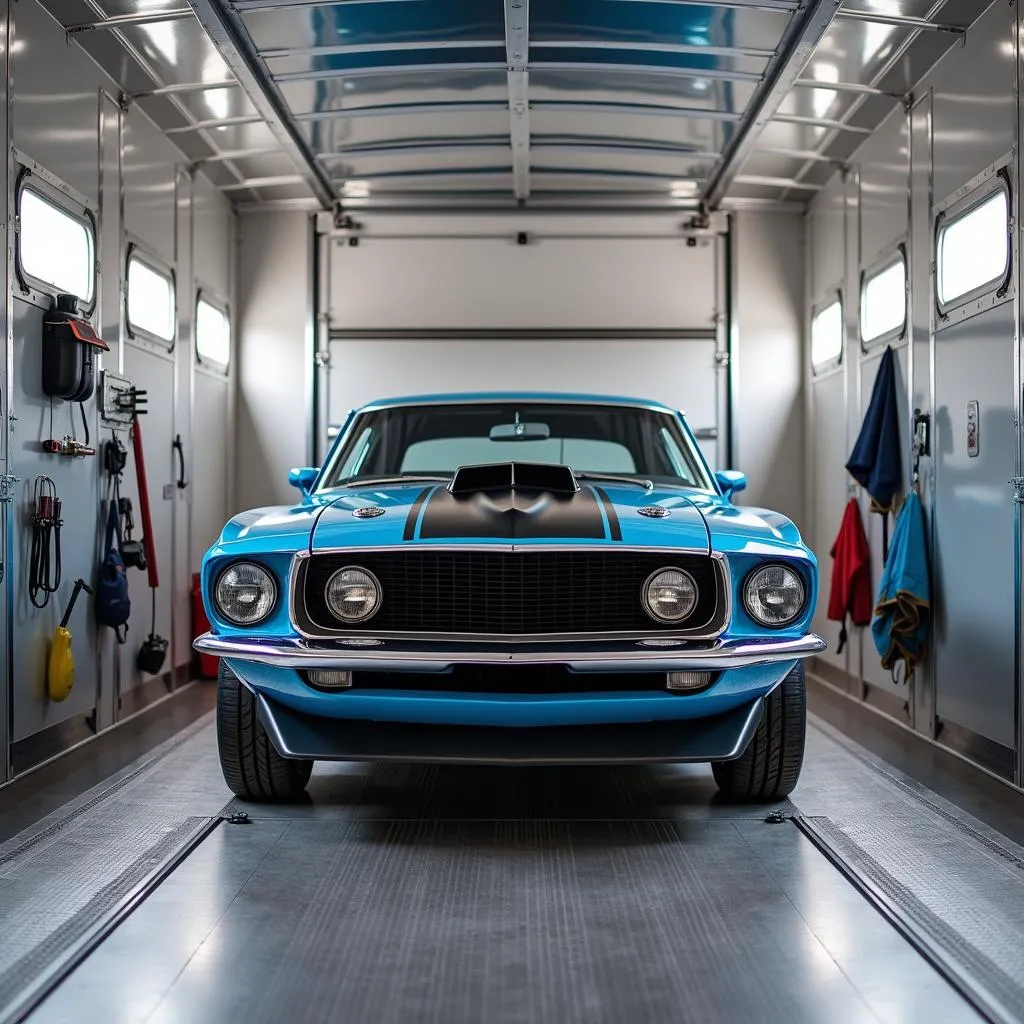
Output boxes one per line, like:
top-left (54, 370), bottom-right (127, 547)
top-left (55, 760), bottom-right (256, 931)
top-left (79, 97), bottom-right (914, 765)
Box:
top-left (715, 470), bottom-right (747, 498)
top-left (288, 466), bottom-right (319, 498)
top-left (488, 422), bottom-right (551, 441)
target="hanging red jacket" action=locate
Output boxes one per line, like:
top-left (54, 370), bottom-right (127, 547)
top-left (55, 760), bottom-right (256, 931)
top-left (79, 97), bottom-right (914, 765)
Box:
top-left (828, 498), bottom-right (872, 653)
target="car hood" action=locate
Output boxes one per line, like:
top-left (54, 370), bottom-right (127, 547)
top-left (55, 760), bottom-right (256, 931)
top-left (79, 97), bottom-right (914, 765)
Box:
top-left (311, 481), bottom-right (712, 552)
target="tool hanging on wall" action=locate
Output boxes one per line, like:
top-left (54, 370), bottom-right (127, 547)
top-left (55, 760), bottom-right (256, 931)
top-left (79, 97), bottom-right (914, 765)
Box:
top-left (48, 578), bottom-right (94, 702)
top-left (29, 476), bottom-right (62, 609)
top-left (42, 294), bottom-right (109, 402)
top-left (131, 415), bottom-right (159, 589)
top-left (96, 485), bottom-right (131, 644)
top-left (130, 414), bottom-right (167, 676)
top-left (42, 435), bottom-right (95, 457)
top-left (137, 590), bottom-right (168, 676)
top-left (41, 293), bottom-right (107, 457)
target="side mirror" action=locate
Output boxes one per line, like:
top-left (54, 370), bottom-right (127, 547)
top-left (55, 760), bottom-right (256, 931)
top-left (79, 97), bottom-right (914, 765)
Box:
top-left (288, 466), bottom-right (319, 498)
top-left (715, 470), bottom-right (747, 499)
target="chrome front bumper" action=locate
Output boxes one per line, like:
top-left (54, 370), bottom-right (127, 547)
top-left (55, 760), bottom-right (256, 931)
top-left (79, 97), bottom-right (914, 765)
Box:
top-left (194, 632), bottom-right (826, 674)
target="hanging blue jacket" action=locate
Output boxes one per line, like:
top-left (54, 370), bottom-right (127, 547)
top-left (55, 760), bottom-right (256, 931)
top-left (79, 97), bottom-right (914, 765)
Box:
top-left (847, 346), bottom-right (903, 512)
top-left (872, 490), bottom-right (930, 671)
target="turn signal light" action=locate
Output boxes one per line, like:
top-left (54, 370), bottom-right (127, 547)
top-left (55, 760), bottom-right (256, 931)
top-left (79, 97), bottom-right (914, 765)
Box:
top-left (666, 671), bottom-right (713, 692)
top-left (307, 670), bottom-right (353, 689)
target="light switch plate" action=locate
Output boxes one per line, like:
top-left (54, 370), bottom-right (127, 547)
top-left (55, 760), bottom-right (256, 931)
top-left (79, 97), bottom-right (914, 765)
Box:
top-left (966, 400), bottom-right (979, 457)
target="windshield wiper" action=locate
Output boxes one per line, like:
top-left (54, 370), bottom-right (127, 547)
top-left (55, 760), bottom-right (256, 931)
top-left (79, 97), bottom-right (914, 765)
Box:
top-left (574, 472), bottom-right (654, 492)
top-left (336, 474), bottom-right (451, 488)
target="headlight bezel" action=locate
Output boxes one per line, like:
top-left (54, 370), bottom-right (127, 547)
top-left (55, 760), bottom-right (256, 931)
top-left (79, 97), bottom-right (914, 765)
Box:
top-left (325, 565), bottom-right (383, 624)
top-left (213, 560), bottom-right (279, 627)
top-left (642, 566), bottom-right (700, 624)
top-left (742, 563), bottom-right (807, 629)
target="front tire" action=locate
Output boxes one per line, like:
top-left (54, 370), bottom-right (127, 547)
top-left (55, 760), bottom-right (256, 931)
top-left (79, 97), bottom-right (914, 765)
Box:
top-left (216, 663), bottom-right (313, 801)
top-left (712, 662), bottom-right (806, 801)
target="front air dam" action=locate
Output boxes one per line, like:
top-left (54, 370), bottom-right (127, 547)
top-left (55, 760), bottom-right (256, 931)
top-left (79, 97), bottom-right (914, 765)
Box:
top-left (255, 692), bottom-right (765, 765)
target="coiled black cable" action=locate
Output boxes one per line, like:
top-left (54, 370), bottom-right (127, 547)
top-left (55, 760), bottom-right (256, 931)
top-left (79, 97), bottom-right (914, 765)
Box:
top-left (29, 476), bottom-right (61, 609)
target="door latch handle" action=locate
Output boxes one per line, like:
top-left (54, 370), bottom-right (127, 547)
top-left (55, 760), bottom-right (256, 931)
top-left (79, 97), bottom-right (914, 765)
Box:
top-left (172, 434), bottom-right (187, 490)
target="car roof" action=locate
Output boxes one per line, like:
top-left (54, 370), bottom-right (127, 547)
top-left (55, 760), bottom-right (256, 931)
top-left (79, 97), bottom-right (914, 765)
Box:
top-left (355, 392), bottom-right (680, 415)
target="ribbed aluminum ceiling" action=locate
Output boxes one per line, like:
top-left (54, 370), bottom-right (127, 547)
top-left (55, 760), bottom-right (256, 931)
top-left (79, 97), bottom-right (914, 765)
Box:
top-left (48, 0), bottom-right (984, 210)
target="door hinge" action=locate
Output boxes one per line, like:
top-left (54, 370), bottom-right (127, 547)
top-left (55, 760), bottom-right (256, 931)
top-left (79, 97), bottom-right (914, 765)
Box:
top-left (314, 350), bottom-right (331, 370)
top-left (1009, 477), bottom-right (1024, 503)
top-left (714, 351), bottom-right (730, 367)
top-left (0, 473), bottom-right (19, 503)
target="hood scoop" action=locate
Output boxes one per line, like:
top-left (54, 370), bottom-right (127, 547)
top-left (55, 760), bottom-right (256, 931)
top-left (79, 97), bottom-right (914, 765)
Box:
top-left (449, 462), bottom-right (579, 496)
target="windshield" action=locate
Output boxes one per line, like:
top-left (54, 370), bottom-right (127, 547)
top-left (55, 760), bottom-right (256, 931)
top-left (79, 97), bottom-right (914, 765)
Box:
top-left (320, 402), bottom-right (714, 491)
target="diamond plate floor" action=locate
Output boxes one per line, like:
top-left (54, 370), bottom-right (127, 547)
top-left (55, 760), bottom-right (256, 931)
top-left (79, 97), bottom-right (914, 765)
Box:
top-left (18, 715), bottom-right (1005, 1024)
top-left (790, 721), bottom-right (1024, 1022)
top-left (0, 710), bottom-right (230, 1019)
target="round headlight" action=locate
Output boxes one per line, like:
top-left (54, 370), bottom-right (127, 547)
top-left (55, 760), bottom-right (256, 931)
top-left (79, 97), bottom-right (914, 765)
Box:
top-left (326, 566), bottom-right (381, 623)
top-left (214, 562), bottom-right (277, 625)
top-left (744, 565), bottom-right (805, 627)
top-left (643, 568), bottom-right (698, 623)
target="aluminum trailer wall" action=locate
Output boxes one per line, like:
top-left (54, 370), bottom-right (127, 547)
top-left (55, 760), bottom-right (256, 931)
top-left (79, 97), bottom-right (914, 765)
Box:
top-left (0, 0), bottom-right (236, 781)
top-left (804, 0), bottom-right (1024, 785)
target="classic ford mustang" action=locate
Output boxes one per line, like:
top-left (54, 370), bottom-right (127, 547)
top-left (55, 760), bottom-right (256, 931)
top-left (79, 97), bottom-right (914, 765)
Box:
top-left (195, 393), bottom-right (824, 802)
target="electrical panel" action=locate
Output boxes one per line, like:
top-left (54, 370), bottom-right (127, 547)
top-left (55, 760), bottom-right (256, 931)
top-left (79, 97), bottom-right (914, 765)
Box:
top-left (100, 370), bottom-right (147, 425)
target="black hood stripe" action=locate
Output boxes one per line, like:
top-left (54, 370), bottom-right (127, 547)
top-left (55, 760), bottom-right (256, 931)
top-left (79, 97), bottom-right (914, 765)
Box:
top-left (415, 483), bottom-right (608, 540)
top-left (403, 485), bottom-right (436, 541)
top-left (592, 486), bottom-right (622, 542)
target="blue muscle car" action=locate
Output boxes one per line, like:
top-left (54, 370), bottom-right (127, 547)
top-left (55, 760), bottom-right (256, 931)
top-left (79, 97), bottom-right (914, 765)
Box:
top-left (195, 393), bottom-right (825, 802)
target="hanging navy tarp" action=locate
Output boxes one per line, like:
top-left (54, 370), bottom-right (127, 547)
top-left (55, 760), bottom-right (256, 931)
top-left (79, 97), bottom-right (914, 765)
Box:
top-left (846, 345), bottom-right (903, 558)
top-left (872, 490), bottom-right (930, 675)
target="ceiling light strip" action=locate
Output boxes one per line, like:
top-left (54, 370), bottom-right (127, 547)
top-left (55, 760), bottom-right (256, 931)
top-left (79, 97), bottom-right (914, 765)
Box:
top-left (261, 38), bottom-right (775, 60)
top-left (272, 61), bottom-right (762, 84)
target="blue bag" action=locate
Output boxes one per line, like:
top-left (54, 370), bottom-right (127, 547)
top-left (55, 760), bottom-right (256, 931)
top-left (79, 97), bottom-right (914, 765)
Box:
top-left (96, 498), bottom-right (130, 643)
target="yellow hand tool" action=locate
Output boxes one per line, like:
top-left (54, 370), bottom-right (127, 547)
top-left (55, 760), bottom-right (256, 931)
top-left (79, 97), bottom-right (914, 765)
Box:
top-left (48, 578), bottom-right (93, 702)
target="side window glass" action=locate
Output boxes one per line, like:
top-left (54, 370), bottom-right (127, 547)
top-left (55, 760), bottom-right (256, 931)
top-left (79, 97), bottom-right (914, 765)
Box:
top-left (126, 251), bottom-right (175, 345)
top-left (18, 186), bottom-right (95, 304)
top-left (811, 297), bottom-right (843, 372)
top-left (338, 427), bottom-right (373, 479)
top-left (861, 253), bottom-right (906, 346)
top-left (937, 187), bottom-right (1010, 307)
top-left (196, 295), bottom-right (230, 369)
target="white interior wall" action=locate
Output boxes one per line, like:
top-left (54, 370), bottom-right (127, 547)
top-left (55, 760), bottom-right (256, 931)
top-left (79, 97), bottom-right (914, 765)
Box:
top-left (236, 211), bottom-right (311, 511)
top-left (733, 210), bottom-right (805, 524)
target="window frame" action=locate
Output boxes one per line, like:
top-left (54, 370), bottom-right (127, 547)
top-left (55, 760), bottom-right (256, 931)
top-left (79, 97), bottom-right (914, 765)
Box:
top-left (810, 290), bottom-right (844, 375)
top-left (860, 245), bottom-right (908, 350)
top-left (125, 242), bottom-right (177, 349)
top-left (14, 161), bottom-right (97, 314)
top-left (194, 288), bottom-right (231, 373)
top-left (934, 164), bottom-right (1013, 325)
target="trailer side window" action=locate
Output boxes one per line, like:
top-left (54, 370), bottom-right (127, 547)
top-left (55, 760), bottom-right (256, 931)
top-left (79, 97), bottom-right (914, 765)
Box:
top-left (18, 187), bottom-right (95, 304)
top-left (937, 188), bottom-right (1010, 307)
top-left (860, 252), bottom-right (906, 346)
top-left (811, 296), bottom-right (842, 372)
top-left (127, 251), bottom-right (175, 344)
top-left (196, 295), bottom-right (230, 369)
